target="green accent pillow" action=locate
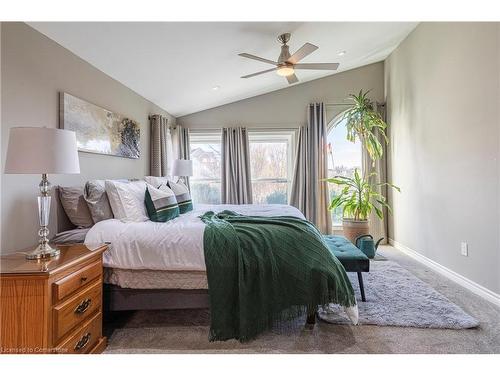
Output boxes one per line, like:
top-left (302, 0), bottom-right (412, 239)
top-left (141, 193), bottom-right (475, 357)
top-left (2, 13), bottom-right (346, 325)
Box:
top-left (144, 184), bottom-right (179, 222)
top-left (166, 180), bottom-right (193, 214)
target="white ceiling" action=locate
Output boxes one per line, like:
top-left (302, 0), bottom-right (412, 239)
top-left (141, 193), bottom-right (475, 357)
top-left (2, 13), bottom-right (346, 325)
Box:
top-left (29, 22), bottom-right (417, 117)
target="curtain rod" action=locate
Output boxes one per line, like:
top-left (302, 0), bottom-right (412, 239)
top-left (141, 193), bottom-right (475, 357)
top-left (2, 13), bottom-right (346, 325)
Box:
top-left (325, 102), bottom-right (386, 107)
top-left (189, 126), bottom-right (301, 132)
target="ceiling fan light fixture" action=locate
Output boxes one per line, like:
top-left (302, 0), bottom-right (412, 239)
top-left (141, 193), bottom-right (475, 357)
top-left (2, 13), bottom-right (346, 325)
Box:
top-left (238, 33), bottom-right (338, 84)
top-left (276, 65), bottom-right (295, 77)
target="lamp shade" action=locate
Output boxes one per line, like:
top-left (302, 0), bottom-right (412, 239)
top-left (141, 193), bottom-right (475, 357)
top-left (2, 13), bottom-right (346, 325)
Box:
top-left (171, 159), bottom-right (193, 177)
top-left (4, 127), bottom-right (80, 174)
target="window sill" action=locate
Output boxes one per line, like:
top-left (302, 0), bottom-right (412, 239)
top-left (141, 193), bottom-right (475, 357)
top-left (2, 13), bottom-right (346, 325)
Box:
top-left (332, 225), bottom-right (344, 235)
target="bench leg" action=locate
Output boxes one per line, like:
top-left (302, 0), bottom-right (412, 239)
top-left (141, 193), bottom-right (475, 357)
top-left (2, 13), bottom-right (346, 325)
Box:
top-left (357, 272), bottom-right (366, 302)
top-left (305, 306), bottom-right (317, 328)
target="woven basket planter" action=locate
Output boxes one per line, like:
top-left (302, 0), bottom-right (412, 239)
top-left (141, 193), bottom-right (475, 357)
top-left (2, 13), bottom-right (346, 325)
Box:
top-left (342, 219), bottom-right (370, 244)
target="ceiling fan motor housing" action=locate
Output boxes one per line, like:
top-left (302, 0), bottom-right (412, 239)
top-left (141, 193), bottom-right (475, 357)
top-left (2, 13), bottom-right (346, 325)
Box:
top-left (277, 33), bottom-right (292, 64)
top-left (278, 45), bottom-right (291, 64)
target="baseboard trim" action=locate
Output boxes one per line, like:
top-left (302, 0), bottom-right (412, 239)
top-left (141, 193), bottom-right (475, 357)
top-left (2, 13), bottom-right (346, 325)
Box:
top-left (388, 238), bottom-right (500, 308)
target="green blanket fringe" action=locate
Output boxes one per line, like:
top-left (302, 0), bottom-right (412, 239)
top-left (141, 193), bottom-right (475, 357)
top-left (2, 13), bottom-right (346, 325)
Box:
top-left (201, 210), bottom-right (356, 342)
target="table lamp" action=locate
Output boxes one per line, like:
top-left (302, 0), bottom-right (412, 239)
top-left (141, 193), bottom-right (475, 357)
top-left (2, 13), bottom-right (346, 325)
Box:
top-left (4, 127), bottom-right (80, 260)
top-left (171, 159), bottom-right (193, 185)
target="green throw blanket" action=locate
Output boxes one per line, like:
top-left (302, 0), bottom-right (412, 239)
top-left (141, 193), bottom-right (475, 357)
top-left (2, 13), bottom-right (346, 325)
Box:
top-left (200, 210), bottom-right (356, 342)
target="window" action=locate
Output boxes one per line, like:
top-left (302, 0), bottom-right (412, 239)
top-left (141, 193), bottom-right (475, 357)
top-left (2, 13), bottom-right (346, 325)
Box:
top-left (190, 132), bottom-right (222, 204)
top-left (249, 131), bottom-right (295, 204)
top-left (327, 117), bottom-right (363, 226)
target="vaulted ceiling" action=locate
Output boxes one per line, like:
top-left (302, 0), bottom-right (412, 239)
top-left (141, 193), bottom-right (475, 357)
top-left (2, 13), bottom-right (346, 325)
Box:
top-left (29, 22), bottom-right (417, 117)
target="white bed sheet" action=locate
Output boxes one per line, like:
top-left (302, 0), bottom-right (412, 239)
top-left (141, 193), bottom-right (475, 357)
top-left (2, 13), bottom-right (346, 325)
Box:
top-left (85, 204), bottom-right (305, 271)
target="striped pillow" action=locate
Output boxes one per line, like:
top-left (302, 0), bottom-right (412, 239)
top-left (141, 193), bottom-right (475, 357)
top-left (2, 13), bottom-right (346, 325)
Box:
top-left (166, 180), bottom-right (193, 214)
top-left (144, 184), bottom-right (179, 222)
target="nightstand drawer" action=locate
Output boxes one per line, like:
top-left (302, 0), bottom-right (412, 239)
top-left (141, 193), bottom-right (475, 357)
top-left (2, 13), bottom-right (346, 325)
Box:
top-left (53, 260), bottom-right (102, 302)
top-left (56, 312), bottom-right (102, 354)
top-left (53, 280), bottom-right (101, 342)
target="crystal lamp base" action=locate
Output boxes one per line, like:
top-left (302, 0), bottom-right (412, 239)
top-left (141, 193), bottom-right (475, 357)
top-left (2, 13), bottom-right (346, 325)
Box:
top-left (25, 173), bottom-right (60, 260)
top-left (26, 243), bottom-right (60, 260)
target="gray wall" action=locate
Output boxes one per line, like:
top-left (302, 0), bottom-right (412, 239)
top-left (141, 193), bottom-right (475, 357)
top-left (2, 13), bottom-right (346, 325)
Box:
top-left (385, 22), bottom-right (500, 294)
top-left (178, 62), bottom-right (384, 129)
top-left (1, 23), bottom-right (175, 253)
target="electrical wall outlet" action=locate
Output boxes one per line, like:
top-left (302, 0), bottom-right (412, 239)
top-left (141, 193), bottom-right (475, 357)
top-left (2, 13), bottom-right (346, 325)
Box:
top-left (461, 242), bottom-right (468, 257)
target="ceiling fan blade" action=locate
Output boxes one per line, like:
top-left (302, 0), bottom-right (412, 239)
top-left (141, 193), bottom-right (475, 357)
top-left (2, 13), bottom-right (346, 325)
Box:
top-left (287, 43), bottom-right (318, 64)
top-left (241, 67), bottom-right (277, 79)
top-left (286, 73), bottom-right (299, 84)
top-left (294, 63), bottom-right (339, 70)
top-left (238, 53), bottom-right (277, 66)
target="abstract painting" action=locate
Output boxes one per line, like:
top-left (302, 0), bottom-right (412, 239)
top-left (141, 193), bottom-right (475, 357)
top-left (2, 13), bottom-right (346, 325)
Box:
top-left (60, 92), bottom-right (140, 159)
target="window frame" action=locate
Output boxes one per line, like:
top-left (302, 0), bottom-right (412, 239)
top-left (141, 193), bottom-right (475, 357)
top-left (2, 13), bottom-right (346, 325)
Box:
top-left (248, 129), bottom-right (297, 204)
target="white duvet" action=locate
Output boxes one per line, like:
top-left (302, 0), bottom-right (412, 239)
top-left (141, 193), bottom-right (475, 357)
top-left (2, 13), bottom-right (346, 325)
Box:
top-left (85, 204), bottom-right (305, 271)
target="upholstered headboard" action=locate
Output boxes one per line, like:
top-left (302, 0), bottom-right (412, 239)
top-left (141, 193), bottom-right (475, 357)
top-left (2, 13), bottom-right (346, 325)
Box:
top-left (53, 186), bottom-right (76, 233)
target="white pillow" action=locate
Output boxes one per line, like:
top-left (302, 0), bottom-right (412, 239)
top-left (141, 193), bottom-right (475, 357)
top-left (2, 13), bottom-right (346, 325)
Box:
top-left (105, 180), bottom-right (148, 222)
top-left (144, 176), bottom-right (170, 189)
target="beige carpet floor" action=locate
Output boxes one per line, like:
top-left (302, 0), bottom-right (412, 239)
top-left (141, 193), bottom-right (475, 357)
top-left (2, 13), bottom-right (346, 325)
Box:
top-left (104, 246), bottom-right (500, 354)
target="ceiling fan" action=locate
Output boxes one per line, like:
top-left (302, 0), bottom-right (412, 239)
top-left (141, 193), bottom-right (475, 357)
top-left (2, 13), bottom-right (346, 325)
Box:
top-left (238, 33), bottom-right (339, 84)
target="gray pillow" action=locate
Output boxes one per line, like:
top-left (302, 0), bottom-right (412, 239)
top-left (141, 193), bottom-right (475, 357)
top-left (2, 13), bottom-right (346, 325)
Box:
top-left (59, 186), bottom-right (94, 228)
top-left (84, 180), bottom-right (114, 223)
top-left (52, 228), bottom-right (90, 244)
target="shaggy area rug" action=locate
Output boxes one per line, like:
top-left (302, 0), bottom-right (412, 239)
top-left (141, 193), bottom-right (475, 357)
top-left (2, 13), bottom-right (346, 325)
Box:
top-left (318, 260), bottom-right (479, 329)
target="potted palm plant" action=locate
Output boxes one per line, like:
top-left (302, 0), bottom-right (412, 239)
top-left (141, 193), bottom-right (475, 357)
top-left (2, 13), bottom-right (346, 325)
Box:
top-left (327, 89), bottom-right (398, 241)
top-left (338, 89), bottom-right (388, 163)
top-left (327, 170), bottom-right (399, 244)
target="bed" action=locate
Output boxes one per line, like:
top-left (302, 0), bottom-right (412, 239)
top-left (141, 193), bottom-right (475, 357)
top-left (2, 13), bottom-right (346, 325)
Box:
top-left (54, 189), bottom-right (358, 339)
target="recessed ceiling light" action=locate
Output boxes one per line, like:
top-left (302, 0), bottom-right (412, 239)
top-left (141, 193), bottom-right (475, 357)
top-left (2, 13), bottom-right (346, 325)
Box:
top-left (338, 51), bottom-right (347, 56)
top-left (212, 86), bottom-right (220, 91)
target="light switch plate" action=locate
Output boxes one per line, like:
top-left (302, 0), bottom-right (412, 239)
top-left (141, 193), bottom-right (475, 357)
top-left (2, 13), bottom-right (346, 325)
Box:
top-left (461, 242), bottom-right (468, 257)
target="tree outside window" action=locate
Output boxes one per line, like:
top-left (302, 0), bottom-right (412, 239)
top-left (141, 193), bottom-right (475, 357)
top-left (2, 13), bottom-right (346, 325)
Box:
top-left (249, 131), bottom-right (295, 205)
top-left (190, 134), bottom-right (222, 204)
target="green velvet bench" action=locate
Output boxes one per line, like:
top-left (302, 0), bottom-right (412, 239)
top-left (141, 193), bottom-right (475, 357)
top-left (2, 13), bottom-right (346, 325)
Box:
top-left (323, 235), bottom-right (370, 302)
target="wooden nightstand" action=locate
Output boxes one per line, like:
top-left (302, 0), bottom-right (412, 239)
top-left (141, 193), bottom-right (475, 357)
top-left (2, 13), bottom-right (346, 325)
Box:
top-left (0, 244), bottom-right (107, 354)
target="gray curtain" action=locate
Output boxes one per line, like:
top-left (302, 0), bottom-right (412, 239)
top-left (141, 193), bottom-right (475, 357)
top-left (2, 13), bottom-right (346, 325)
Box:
top-left (290, 126), bottom-right (311, 214)
top-left (176, 125), bottom-right (191, 190)
top-left (290, 103), bottom-right (332, 234)
top-left (362, 103), bottom-right (388, 243)
top-left (150, 114), bottom-right (172, 177)
top-left (221, 127), bottom-right (253, 204)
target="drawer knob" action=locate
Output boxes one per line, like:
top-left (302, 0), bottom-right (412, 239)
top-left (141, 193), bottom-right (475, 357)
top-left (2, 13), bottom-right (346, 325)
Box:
top-left (74, 332), bottom-right (91, 351)
top-left (74, 298), bottom-right (92, 314)
top-left (81, 276), bottom-right (88, 282)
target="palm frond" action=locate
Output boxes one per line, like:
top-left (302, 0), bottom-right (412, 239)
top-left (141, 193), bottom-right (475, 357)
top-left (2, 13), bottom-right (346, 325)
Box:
top-left (327, 170), bottom-right (399, 221)
top-left (341, 89), bottom-right (388, 162)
